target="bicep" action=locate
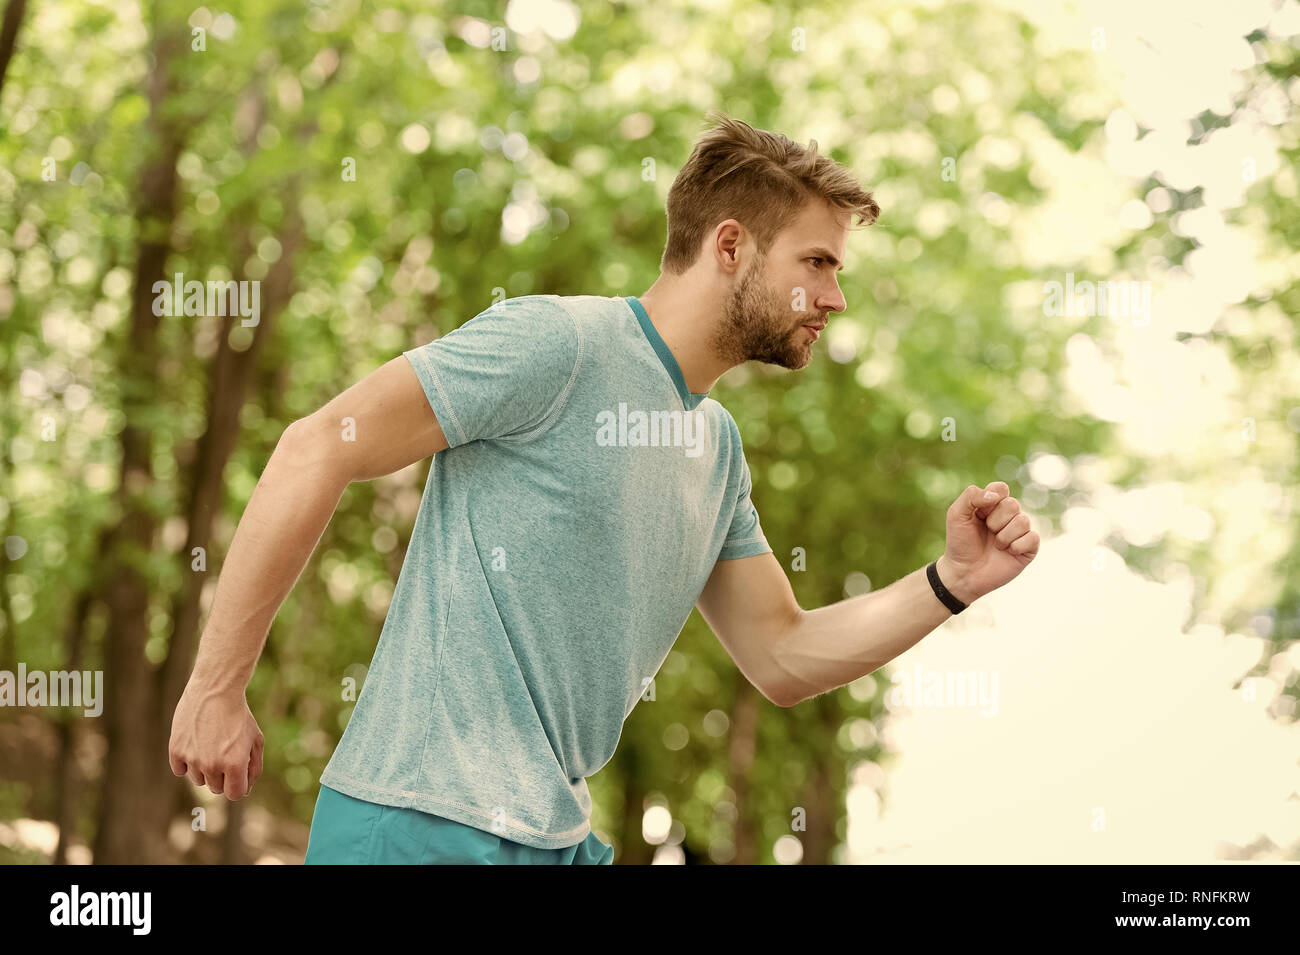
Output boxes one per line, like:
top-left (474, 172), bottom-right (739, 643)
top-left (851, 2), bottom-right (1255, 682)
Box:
top-left (696, 551), bottom-right (803, 707)
top-left (284, 355), bottom-right (449, 485)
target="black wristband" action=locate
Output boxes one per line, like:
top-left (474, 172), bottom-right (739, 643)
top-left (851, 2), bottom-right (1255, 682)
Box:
top-left (927, 560), bottom-right (967, 614)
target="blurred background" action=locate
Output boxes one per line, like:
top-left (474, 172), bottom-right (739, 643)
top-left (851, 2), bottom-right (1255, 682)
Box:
top-left (0, 0), bottom-right (1297, 864)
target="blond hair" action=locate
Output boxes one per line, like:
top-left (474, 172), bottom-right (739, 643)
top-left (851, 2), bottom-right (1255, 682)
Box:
top-left (659, 110), bottom-right (880, 275)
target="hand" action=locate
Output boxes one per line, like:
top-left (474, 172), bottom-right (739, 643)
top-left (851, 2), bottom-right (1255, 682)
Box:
top-left (168, 680), bottom-right (265, 801)
top-left (936, 482), bottom-right (1039, 605)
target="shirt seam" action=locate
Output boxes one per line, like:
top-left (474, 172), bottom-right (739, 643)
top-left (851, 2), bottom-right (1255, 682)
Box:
top-left (717, 540), bottom-right (772, 561)
top-left (621, 295), bottom-right (701, 413)
top-left (509, 295), bottom-right (583, 443)
top-left (407, 349), bottom-right (468, 446)
top-left (413, 566), bottom-right (455, 788)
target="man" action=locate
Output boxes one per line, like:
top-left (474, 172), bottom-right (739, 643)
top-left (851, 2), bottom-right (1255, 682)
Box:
top-left (168, 111), bottom-right (1039, 865)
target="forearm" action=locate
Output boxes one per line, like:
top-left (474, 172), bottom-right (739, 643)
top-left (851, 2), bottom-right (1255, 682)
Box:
top-left (189, 423), bottom-right (350, 694)
top-left (769, 556), bottom-right (974, 706)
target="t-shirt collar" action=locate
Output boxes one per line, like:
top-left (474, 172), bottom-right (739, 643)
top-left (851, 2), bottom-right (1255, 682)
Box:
top-left (624, 296), bottom-right (709, 411)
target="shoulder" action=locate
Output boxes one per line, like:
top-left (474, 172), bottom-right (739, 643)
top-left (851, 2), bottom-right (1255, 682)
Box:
top-left (406, 295), bottom-right (583, 389)
top-left (451, 294), bottom-right (580, 356)
top-left (700, 397), bottom-right (741, 436)
top-left (698, 398), bottom-right (749, 460)
top-left (475, 293), bottom-right (574, 330)
top-left (545, 293), bottom-right (638, 333)
top-left (702, 401), bottom-right (758, 496)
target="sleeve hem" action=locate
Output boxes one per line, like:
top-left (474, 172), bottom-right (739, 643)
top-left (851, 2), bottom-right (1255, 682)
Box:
top-left (716, 538), bottom-right (772, 561)
top-left (402, 349), bottom-right (468, 448)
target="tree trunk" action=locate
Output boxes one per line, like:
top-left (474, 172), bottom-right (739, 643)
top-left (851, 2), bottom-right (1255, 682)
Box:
top-left (91, 24), bottom-right (185, 865)
top-left (798, 694), bottom-right (838, 865)
top-left (218, 799), bottom-right (248, 864)
top-left (0, 0), bottom-right (28, 99)
top-left (52, 589), bottom-right (95, 865)
top-left (0, 440), bottom-right (17, 676)
top-left (616, 743), bottom-right (651, 865)
top-left (727, 674), bottom-right (759, 864)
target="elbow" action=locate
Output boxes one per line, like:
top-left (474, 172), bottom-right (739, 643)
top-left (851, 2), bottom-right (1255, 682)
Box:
top-left (274, 417), bottom-right (316, 472)
top-left (765, 607), bottom-right (807, 708)
top-left (276, 416), bottom-right (352, 488)
top-left (764, 678), bottom-right (804, 708)
top-left (768, 685), bottom-right (800, 708)
top-left (277, 416), bottom-right (311, 452)
top-left (767, 675), bottom-right (805, 708)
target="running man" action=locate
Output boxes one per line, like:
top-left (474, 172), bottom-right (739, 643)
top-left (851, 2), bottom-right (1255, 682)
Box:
top-left (168, 111), bottom-right (1039, 864)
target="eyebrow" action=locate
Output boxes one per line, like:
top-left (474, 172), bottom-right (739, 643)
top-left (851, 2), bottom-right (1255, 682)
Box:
top-left (807, 247), bottom-right (845, 272)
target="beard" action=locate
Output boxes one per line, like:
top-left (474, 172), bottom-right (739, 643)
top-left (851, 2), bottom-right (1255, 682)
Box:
top-left (710, 253), bottom-right (818, 371)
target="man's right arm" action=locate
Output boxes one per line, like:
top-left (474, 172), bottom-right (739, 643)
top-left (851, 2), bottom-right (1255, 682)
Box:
top-left (168, 354), bottom-right (446, 800)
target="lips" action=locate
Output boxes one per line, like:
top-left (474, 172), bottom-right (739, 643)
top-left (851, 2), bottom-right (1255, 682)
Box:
top-left (802, 323), bottom-right (825, 340)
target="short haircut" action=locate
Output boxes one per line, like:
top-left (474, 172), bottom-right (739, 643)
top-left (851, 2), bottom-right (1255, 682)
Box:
top-left (659, 110), bottom-right (880, 275)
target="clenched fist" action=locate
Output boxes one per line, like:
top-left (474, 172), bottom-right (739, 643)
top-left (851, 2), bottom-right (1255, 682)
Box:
top-left (168, 682), bottom-right (265, 801)
top-left (936, 481), bottom-right (1039, 605)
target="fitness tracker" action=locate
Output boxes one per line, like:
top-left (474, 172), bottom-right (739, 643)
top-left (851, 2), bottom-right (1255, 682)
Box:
top-left (927, 560), bottom-right (967, 615)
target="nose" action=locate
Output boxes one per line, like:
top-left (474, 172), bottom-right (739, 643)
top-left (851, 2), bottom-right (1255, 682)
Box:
top-left (819, 278), bottom-right (847, 316)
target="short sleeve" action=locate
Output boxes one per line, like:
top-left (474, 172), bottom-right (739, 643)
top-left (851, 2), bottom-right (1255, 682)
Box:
top-left (403, 296), bottom-right (580, 448)
top-left (717, 423), bottom-right (772, 561)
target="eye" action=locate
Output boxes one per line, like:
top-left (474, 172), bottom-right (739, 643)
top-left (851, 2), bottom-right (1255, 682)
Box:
top-left (808, 257), bottom-right (824, 268)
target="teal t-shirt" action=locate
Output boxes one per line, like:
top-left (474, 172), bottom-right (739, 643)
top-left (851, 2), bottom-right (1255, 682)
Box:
top-left (318, 293), bottom-right (772, 849)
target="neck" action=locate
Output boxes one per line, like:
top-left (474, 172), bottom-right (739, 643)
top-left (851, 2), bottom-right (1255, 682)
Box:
top-left (635, 276), bottom-right (739, 394)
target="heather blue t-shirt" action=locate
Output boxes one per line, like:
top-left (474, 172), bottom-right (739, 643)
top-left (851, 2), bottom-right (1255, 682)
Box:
top-left (318, 293), bottom-right (772, 849)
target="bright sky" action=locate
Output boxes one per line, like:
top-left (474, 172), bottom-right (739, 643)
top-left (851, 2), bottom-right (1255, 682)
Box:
top-left (849, 0), bottom-right (1300, 864)
top-left (849, 534), bottom-right (1299, 863)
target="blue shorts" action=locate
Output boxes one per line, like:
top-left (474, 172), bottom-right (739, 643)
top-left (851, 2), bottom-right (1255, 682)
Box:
top-left (304, 785), bottom-right (614, 865)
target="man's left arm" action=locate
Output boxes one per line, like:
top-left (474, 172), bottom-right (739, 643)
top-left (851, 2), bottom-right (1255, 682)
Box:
top-left (696, 481), bottom-right (1039, 708)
